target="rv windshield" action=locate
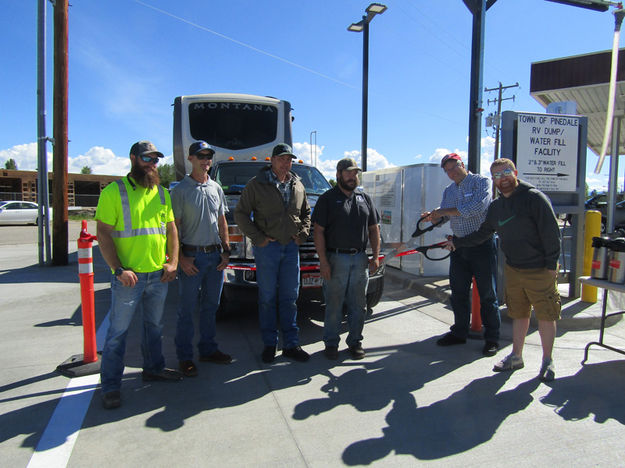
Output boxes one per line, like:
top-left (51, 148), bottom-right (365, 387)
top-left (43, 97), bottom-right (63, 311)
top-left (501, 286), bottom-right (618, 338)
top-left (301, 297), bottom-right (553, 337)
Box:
top-left (213, 163), bottom-right (331, 196)
top-left (189, 102), bottom-right (278, 150)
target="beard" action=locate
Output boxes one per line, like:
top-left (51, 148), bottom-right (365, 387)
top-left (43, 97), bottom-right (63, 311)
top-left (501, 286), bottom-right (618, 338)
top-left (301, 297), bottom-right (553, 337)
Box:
top-left (338, 175), bottom-right (357, 192)
top-left (131, 162), bottom-right (160, 189)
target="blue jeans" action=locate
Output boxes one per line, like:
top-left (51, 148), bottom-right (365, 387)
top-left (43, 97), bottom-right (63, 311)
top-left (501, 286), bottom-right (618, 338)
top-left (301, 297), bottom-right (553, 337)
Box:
top-left (100, 270), bottom-right (168, 393)
top-left (253, 240), bottom-right (300, 348)
top-left (449, 237), bottom-right (500, 342)
top-left (323, 251), bottom-right (369, 348)
top-left (175, 250), bottom-right (224, 361)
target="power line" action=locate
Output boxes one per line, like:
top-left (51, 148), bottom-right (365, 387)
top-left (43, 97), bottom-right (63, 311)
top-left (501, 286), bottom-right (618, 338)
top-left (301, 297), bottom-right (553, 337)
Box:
top-left (133, 0), bottom-right (356, 89)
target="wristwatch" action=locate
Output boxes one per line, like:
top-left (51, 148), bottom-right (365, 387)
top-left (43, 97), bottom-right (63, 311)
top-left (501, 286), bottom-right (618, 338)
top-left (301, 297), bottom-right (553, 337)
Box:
top-left (114, 267), bottom-right (125, 277)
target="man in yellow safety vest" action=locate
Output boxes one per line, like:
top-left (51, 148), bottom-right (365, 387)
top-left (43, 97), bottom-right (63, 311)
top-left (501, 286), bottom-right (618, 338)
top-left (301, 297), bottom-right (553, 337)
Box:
top-left (96, 140), bottom-right (180, 409)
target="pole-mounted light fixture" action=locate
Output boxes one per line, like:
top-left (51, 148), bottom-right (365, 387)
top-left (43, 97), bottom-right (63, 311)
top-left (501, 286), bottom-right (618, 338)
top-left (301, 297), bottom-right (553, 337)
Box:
top-left (347, 3), bottom-right (387, 172)
top-left (366, 3), bottom-right (387, 15)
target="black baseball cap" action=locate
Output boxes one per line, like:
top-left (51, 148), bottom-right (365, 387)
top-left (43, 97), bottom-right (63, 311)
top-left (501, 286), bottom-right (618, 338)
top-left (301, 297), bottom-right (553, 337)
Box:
top-left (189, 141), bottom-right (215, 157)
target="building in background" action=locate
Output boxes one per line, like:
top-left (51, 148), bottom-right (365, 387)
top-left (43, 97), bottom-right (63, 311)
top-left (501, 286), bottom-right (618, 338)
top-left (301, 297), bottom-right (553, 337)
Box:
top-left (0, 169), bottom-right (118, 207)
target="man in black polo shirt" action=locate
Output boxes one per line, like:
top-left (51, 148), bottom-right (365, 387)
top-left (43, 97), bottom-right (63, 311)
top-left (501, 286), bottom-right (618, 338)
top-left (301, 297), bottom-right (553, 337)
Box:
top-left (312, 158), bottom-right (380, 360)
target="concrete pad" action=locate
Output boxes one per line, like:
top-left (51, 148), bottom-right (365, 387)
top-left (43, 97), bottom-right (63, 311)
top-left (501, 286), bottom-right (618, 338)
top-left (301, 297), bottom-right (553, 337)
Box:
top-left (2, 222), bottom-right (625, 467)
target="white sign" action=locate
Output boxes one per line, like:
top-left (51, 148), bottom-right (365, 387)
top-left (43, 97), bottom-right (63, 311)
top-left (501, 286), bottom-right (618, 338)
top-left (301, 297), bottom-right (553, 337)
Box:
top-left (516, 112), bottom-right (579, 192)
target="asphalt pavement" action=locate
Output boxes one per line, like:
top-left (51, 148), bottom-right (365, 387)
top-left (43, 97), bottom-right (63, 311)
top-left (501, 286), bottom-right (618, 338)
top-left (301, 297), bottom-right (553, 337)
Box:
top-left (1, 221), bottom-right (625, 467)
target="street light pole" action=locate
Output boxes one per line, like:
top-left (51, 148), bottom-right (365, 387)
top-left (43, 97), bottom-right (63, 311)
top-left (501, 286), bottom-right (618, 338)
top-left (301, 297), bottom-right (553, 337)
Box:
top-left (361, 19), bottom-right (369, 172)
top-left (348, 3), bottom-right (387, 173)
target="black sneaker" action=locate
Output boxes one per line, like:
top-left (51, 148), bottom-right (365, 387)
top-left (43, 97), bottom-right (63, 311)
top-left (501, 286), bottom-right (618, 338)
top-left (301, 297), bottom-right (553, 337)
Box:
top-left (436, 333), bottom-right (467, 346)
top-left (324, 346), bottom-right (339, 360)
top-left (142, 368), bottom-right (183, 382)
top-left (199, 350), bottom-right (233, 364)
top-left (482, 341), bottom-right (499, 356)
top-left (262, 346), bottom-right (276, 363)
top-left (348, 344), bottom-right (366, 360)
top-left (102, 390), bottom-right (121, 409)
top-left (282, 346), bottom-right (310, 362)
top-left (179, 360), bottom-right (198, 377)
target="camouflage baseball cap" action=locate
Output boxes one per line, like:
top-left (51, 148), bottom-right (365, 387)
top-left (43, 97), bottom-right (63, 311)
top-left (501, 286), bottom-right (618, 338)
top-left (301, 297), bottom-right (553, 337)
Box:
top-left (336, 157), bottom-right (361, 172)
top-left (129, 140), bottom-right (164, 158)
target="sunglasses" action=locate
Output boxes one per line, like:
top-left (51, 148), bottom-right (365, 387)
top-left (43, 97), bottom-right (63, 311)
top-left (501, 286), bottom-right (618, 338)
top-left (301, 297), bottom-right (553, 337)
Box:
top-left (195, 153), bottom-right (214, 160)
top-left (139, 155), bottom-right (160, 164)
top-left (491, 168), bottom-right (514, 179)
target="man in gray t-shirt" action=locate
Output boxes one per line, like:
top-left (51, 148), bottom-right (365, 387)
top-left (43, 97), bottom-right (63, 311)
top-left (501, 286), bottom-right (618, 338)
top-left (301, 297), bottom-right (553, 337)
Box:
top-left (170, 141), bottom-right (232, 377)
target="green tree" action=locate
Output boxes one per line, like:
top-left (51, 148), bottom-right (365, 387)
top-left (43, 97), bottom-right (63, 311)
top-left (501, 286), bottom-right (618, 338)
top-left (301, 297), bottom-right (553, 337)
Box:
top-left (328, 178), bottom-right (336, 187)
top-left (81, 165), bottom-right (92, 174)
top-left (4, 158), bottom-right (17, 170)
top-left (158, 163), bottom-right (176, 188)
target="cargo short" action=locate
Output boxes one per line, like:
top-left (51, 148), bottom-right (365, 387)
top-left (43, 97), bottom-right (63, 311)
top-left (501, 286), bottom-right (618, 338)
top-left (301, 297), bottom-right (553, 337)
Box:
top-left (504, 264), bottom-right (561, 321)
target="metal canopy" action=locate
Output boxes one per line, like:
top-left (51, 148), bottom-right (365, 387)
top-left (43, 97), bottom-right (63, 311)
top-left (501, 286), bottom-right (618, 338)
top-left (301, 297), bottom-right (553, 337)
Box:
top-left (530, 48), bottom-right (625, 156)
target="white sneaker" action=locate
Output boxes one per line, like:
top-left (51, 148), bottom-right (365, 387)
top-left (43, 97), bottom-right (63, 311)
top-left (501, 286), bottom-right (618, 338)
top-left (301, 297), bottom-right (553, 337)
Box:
top-left (493, 353), bottom-right (524, 372)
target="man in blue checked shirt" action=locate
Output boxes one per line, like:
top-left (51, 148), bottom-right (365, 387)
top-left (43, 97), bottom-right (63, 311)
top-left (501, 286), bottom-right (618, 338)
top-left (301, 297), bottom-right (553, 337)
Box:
top-left (423, 153), bottom-right (500, 356)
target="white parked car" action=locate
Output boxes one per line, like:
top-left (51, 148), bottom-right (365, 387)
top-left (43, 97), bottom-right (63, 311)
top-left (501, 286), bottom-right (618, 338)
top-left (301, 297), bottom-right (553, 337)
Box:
top-left (0, 201), bottom-right (45, 225)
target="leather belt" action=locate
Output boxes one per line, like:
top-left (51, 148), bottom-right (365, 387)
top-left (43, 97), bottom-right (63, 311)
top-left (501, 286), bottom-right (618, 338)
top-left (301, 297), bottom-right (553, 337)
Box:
top-left (327, 248), bottom-right (363, 255)
top-left (182, 244), bottom-right (221, 254)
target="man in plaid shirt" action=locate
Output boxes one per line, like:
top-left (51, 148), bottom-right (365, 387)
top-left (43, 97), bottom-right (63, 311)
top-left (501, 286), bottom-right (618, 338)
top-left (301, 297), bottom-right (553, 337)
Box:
top-left (423, 153), bottom-right (500, 356)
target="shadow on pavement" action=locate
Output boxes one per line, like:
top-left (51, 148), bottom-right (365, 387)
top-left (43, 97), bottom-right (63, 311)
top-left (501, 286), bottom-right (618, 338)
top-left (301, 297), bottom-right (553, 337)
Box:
top-left (341, 374), bottom-right (539, 464)
top-left (540, 360), bottom-right (625, 425)
top-left (291, 337), bottom-right (534, 463)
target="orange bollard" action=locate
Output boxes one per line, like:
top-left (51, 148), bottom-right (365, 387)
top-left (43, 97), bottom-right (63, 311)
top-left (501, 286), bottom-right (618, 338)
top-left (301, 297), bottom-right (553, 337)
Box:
top-left (56, 220), bottom-right (101, 377)
top-left (78, 220), bottom-right (98, 363)
top-left (470, 277), bottom-right (482, 332)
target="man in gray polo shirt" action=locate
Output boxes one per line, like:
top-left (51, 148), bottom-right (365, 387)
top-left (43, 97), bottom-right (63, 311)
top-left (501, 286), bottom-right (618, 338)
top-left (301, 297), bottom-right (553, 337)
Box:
top-left (170, 141), bottom-right (232, 377)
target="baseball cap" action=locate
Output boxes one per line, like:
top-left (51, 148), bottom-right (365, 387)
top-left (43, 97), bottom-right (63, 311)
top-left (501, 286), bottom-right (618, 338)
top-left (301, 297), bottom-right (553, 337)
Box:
top-left (336, 157), bottom-right (362, 172)
top-left (189, 141), bottom-right (215, 156)
top-left (129, 140), bottom-right (164, 158)
top-left (440, 153), bottom-right (462, 168)
top-left (271, 143), bottom-right (296, 159)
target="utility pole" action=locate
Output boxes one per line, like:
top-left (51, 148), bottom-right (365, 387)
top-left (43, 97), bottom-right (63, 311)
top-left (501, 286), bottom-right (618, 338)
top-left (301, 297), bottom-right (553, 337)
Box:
top-left (484, 81), bottom-right (519, 160)
top-left (52, 0), bottom-right (69, 266)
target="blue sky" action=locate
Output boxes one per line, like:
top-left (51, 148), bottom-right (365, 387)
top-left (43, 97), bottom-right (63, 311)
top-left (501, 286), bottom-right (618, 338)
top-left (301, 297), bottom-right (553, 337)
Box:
top-left (0, 0), bottom-right (618, 190)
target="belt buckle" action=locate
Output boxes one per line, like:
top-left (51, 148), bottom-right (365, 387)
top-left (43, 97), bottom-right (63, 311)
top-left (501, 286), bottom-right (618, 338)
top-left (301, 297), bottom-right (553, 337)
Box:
top-left (349, 248), bottom-right (359, 255)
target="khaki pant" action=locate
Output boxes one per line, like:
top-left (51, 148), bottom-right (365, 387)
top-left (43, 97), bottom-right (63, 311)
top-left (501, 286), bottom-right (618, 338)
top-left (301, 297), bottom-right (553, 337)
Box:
top-left (504, 264), bottom-right (561, 321)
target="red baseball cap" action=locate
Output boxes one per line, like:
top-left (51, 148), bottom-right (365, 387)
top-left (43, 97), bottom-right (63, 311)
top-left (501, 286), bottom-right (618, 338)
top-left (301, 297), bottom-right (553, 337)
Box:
top-left (440, 153), bottom-right (462, 168)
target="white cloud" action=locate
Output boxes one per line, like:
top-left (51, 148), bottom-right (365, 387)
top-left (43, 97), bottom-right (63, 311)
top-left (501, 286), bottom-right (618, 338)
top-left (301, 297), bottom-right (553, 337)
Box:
top-left (427, 148), bottom-right (467, 164)
top-left (293, 142), bottom-right (324, 166)
top-left (303, 146), bottom-right (395, 181)
top-left (0, 143), bottom-right (43, 171)
top-left (586, 174), bottom-right (610, 193)
top-left (68, 147), bottom-right (129, 176)
top-left (425, 137), bottom-right (497, 177)
top-left (0, 142), bottom-right (177, 176)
